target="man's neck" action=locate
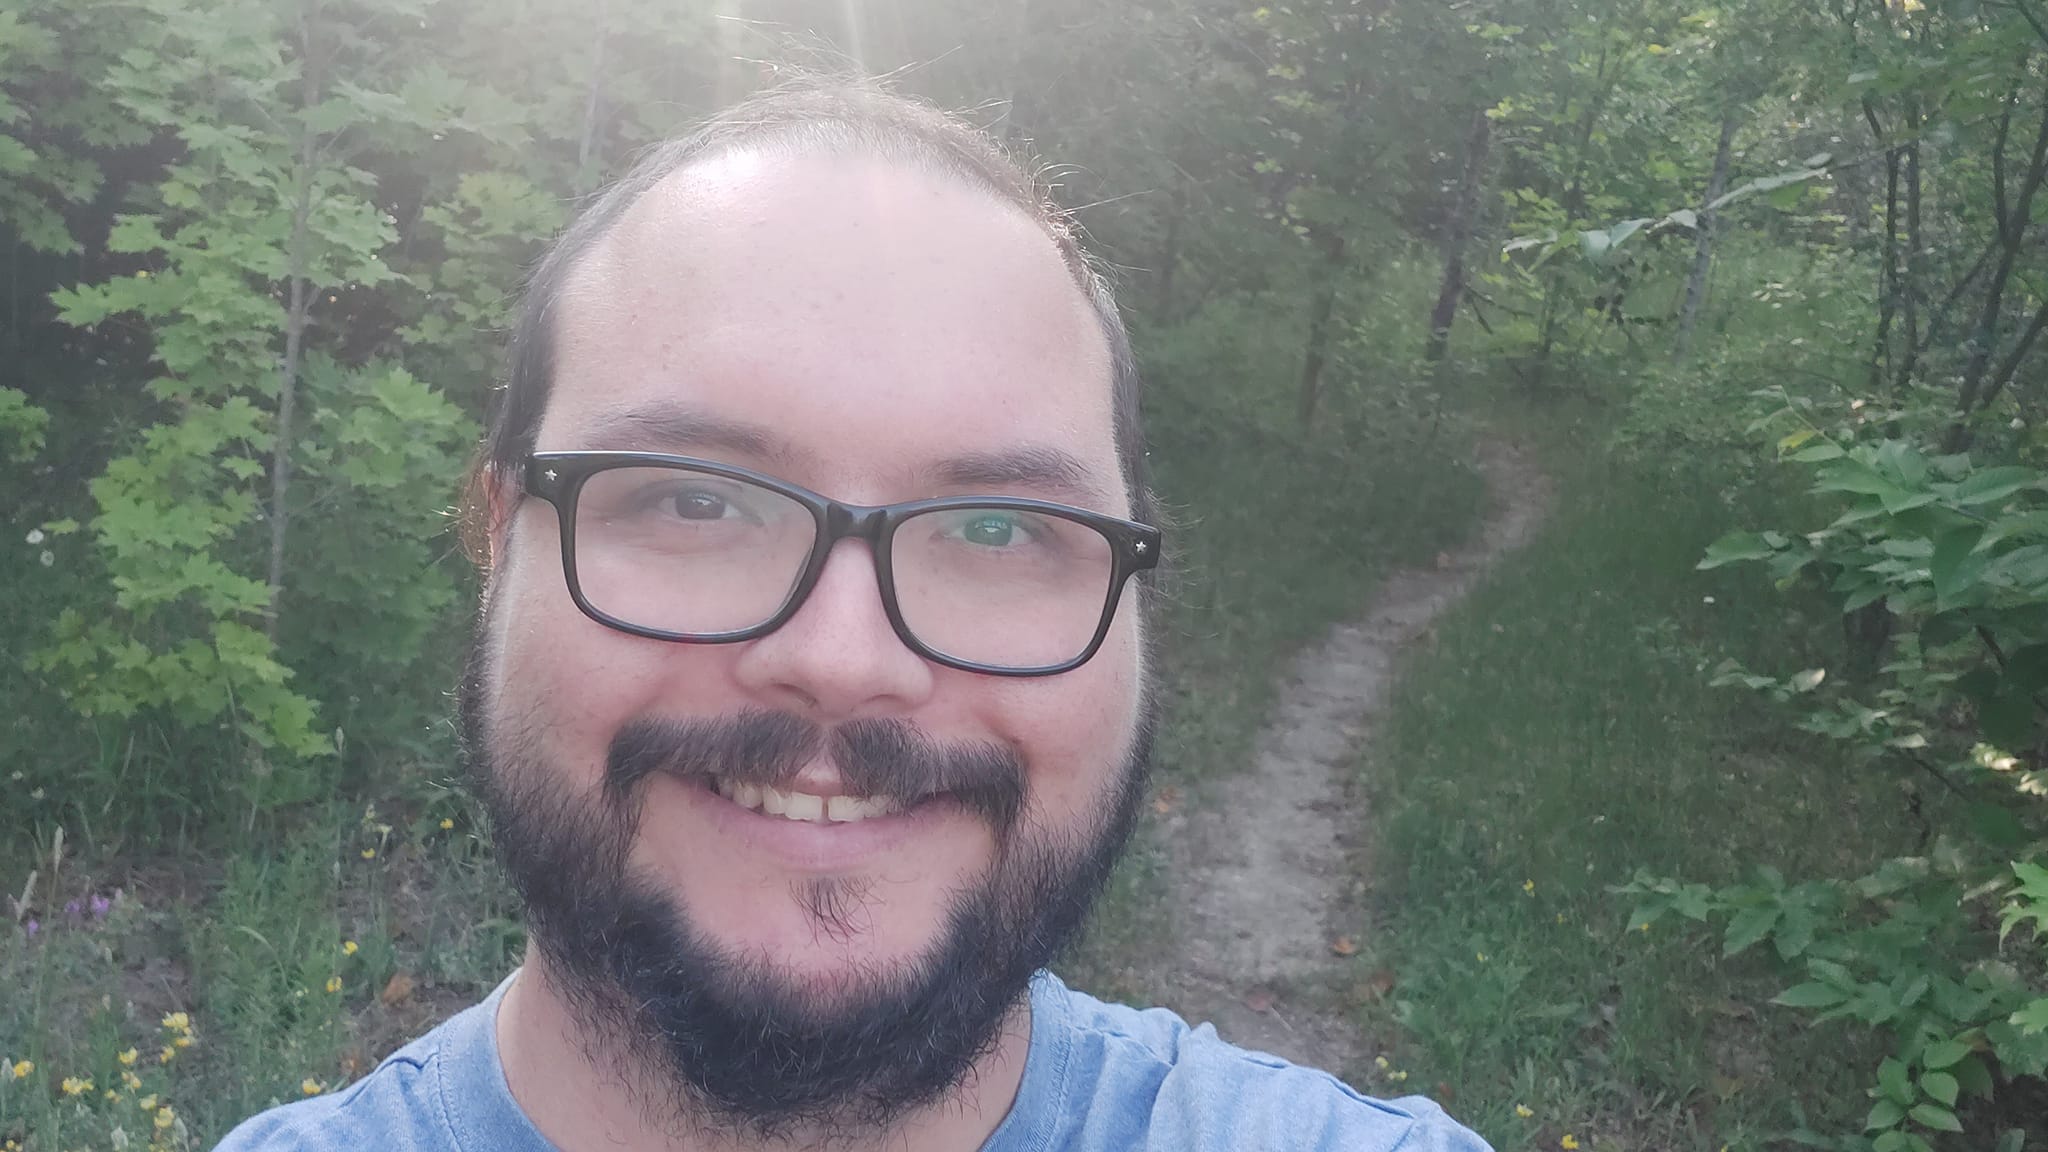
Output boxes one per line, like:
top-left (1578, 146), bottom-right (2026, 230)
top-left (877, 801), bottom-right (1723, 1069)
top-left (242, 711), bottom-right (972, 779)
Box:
top-left (495, 947), bottom-right (1034, 1152)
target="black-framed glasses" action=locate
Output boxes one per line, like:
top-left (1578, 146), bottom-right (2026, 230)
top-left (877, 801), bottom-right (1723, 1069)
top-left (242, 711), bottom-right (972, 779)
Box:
top-left (522, 451), bottom-right (1161, 676)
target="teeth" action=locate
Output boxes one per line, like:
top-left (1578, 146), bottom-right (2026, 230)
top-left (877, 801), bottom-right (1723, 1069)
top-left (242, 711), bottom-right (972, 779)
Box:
top-left (715, 781), bottom-right (900, 825)
top-left (828, 795), bottom-right (896, 822)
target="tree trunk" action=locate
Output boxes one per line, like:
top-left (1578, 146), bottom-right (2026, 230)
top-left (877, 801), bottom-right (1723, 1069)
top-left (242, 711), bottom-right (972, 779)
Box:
top-left (575, 0), bottom-right (611, 191)
top-left (267, 81), bottom-right (318, 642)
top-left (1868, 98), bottom-right (1900, 395)
top-left (1425, 107), bottom-right (1493, 363)
top-left (1950, 92), bottom-right (2048, 448)
top-left (1897, 99), bottom-right (1924, 389)
top-left (1298, 234), bottom-right (1347, 428)
top-left (1674, 110), bottom-right (1739, 363)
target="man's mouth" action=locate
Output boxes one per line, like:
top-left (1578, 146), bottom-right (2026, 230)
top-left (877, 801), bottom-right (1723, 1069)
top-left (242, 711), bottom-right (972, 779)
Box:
top-left (711, 778), bottom-right (907, 825)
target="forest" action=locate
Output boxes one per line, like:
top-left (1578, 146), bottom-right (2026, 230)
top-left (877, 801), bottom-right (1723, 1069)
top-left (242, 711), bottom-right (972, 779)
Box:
top-left (2, 0), bottom-right (2046, 1148)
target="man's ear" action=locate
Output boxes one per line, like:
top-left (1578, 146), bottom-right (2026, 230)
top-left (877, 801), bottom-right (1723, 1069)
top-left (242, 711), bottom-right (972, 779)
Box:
top-left (481, 461), bottom-right (520, 574)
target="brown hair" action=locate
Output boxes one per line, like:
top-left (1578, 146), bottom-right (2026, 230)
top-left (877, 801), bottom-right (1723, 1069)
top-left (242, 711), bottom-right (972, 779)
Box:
top-left (462, 75), bottom-right (1151, 570)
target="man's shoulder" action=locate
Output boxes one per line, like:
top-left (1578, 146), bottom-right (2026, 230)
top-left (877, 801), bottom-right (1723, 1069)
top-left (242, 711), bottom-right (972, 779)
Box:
top-left (1035, 978), bottom-right (1491, 1152)
top-left (212, 1031), bottom-right (448, 1151)
top-left (210, 994), bottom-right (520, 1152)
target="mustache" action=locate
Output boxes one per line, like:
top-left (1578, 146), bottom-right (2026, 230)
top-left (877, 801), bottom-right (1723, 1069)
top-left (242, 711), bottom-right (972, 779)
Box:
top-left (606, 710), bottom-right (1025, 832)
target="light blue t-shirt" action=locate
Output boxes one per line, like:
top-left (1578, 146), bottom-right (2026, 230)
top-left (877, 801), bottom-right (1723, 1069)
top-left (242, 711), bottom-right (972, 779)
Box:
top-left (215, 971), bottom-right (1491, 1151)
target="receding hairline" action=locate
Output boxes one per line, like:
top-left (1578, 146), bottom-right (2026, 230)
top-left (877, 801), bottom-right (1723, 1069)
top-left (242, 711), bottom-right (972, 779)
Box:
top-left (557, 131), bottom-right (1102, 317)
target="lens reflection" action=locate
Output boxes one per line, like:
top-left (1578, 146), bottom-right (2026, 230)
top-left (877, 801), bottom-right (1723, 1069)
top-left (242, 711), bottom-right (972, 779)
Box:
top-left (892, 505), bottom-right (1114, 669)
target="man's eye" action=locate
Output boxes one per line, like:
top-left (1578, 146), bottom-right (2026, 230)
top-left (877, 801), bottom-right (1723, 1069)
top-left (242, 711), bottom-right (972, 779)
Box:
top-left (958, 513), bottom-right (1024, 547)
top-left (666, 489), bottom-right (732, 521)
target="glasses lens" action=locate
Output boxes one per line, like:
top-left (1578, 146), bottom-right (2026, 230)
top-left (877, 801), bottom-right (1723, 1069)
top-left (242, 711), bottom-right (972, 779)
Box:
top-left (570, 466), bottom-right (817, 636)
top-left (892, 505), bottom-right (1116, 670)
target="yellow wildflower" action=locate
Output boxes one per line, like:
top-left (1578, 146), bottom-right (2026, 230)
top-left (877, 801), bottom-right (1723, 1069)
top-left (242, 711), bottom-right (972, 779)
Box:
top-left (1556, 913), bottom-right (1566, 924)
top-left (1374, 1055), bottom-right (1390, 1069)
top-left (161, 1012), bottom-right (189, 1033)
top-left (118, 1047), bottom-right (138, 1066)
top-left (1476, 952), bottom-right (1488, 963)
top-left (158, 1046), bottom-right (175, 1064)
top-left (1516, 1105), bottom-right (1534, 1118)
top-left (360, 848), bottom-right (376, 860)
top-left (104, 1088), bottom-right (120, 1101)
top-left (61, 1076), bottom-right (93, 1096)
top-left (326, 975), bottom-right (343, 994)
top-left (439, 817), bottom-right (454, 830)
top-left (343, 939), bottom-right (358, 956)
top-left (301, 1078), bottom-right (322, 1096)
top-left (123, 1071), bottom-right (142, 1091)
top-left (173, 1035), bottom-right (192, 1049)
top-left (154, 1106), bottom-right (176, 1130)
top-left (1562, 1136), bottom-right (1580, 1151)
top-left (8, 1060), bottom-right (30, 1079)
top-left (139, 1094), bottom-right (158, 1111)
top-left (1389, 1070), bottom-right (1408, 1081)
top-left (1523, 879), bottom-right (1535, 894)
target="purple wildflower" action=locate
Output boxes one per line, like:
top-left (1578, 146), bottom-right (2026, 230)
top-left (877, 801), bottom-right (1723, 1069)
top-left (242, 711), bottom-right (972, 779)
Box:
top-left (22, 919), bottom-right (37, 939)
top-left (63, 899), bottom-right (80, 920)
top-left (89, 894), bottom-right (110, 920)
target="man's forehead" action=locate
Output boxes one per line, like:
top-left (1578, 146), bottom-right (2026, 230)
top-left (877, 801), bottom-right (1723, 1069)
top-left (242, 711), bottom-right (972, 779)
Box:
top-left (539, 148), bottom-right (1123, 506)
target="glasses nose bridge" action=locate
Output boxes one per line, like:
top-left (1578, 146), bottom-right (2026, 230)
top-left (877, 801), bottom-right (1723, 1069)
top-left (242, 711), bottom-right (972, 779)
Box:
top-left (821, 500), bottom-right (892, 548)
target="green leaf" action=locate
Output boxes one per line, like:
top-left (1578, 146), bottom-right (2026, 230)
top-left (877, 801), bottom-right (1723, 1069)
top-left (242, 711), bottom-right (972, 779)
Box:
top-left (2012, 997), bottom-right (2048, 1034)
top-left (1878, 1057), bottom-right (1915, 1106)
top-left (1931, 524), bottom-right (1986, 607)
top-left (1867, 1099), bottom-right (1906, 1130)
top-left (1919, 1071), bottom-right (1958, 1107)
top-left (1908, 1103), bottom-right (1962, 1133)
top-left (1921, 1039), bottom-right (1971, 1070)
top-left (1954, 1054), bottom-right (1995, 1097)
top-left (1700, 531), bottom-right (1776, 569)
top-left (1578, 218), bottom-right (1651, 263)
top-left (1723, 905), bottom-right (1779, 956)
top-left (1790, 443), bottom-right (1846, 462)
top-left (1954, 466), bottom-right (2041, 506)
top-left (1709, 166), bottom-right (1830, 212)
top-left (1775, 982), bottom-right (1849, 1010)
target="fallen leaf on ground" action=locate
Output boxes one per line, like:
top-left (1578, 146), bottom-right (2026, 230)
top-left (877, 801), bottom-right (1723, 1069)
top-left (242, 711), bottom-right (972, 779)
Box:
top-left (1150, 786), bottom-right (1181, 815)
top-left (1243, 988), bottom-right (1275, 1013)
top-left (1353, 968), bottom-right (1396, 1002)
top-left (1330, 935), bottom-right (1358, 957)
top-left (380, 971), bottom-right (415, 1007)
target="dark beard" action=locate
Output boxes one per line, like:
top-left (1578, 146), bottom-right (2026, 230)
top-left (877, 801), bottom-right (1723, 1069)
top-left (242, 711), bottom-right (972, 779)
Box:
top-left (458, 628), bottom-right (1152, 1143)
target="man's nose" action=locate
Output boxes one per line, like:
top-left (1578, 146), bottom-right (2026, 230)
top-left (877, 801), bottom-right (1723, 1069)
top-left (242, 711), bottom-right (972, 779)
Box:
top-left (729, 538), bottom-right (935, 719)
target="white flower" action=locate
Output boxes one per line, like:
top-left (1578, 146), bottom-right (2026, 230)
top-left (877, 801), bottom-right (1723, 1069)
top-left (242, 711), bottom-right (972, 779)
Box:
top-left (24, 529), bottom-right (43, 545)
top-left (38, 551), bottom-right (53, 567)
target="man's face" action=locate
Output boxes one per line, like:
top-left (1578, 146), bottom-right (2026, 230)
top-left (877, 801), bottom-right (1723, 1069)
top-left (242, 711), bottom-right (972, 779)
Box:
top-left (469, 148), bottom-right (1151, 1131)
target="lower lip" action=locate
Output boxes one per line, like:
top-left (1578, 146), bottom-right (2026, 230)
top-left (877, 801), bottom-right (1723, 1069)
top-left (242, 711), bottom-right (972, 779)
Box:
top-left (650, 775), bottom-right (963, 872)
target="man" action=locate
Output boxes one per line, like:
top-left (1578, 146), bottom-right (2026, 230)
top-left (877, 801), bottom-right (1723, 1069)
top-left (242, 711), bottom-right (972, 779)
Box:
top-left (218, 79), bottom-right (1490, 1152)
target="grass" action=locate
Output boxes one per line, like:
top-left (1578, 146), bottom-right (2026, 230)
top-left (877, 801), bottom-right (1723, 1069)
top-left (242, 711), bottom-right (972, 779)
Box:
top-left (1352, 398), bottom-right (1919, 1150)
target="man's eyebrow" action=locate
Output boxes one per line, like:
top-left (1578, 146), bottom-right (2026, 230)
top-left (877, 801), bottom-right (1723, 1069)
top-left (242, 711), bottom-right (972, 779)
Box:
top-left (929, 446), bottom-right (1119, 509)
top-left (569, 404), bottom-right (803, 466)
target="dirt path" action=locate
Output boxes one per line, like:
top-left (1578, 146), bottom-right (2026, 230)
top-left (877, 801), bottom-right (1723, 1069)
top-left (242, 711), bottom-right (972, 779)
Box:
top-left (1149, 438), bottom-right (1552, 1079)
